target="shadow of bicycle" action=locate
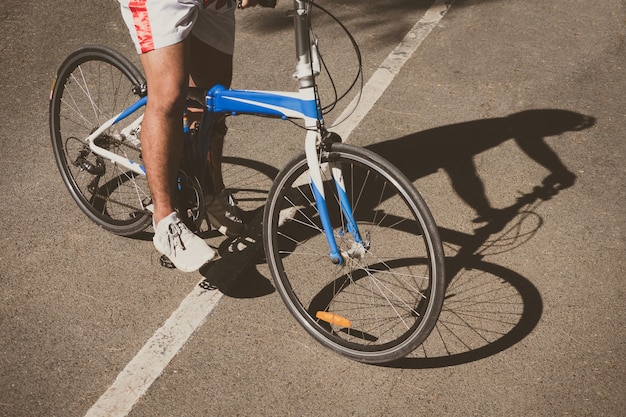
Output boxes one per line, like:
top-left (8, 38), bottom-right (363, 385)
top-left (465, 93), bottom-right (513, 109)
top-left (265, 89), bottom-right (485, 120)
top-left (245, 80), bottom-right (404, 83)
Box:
top-left (204, 109), bottom-right (593, 367)
top-left (368, 108), bottom-right (596, 368)
top-left (198, 156), bottom-right (278, 298)
top-left (385, 258), bottom-right (543, 369)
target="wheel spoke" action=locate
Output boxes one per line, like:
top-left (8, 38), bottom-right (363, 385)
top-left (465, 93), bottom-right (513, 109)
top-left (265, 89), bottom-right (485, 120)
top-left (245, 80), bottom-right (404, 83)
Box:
top-left (50, 47), bottom-right (152, 236)
top-left (264, 144), bottom-right (444, 363)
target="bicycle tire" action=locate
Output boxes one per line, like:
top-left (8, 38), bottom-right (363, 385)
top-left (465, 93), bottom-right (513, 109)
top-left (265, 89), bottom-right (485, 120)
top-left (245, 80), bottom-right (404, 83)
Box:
top-left (263, 143), bottom-right (445, 363)
top-left (49, 45), bottom-right (151, 236)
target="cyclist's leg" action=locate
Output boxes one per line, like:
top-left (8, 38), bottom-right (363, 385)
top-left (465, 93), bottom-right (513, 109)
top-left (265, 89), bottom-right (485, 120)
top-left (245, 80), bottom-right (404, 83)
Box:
top-left (188, 35), bottom-right (247, 237)
top-left (139, 44), bottom-right (216, 271)
top-left (118, 0), bottom-right (215, 271)
top-left (188, 34), bottom-right (233, 196)
top-left (119, 0), bottom-right (196, 224)
top-left (139, 43), bottom-right (189, 224)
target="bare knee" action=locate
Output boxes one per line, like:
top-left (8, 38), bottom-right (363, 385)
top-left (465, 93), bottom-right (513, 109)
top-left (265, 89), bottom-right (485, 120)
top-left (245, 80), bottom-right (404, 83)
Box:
top-left (140, 43), bottom-right (188, 117)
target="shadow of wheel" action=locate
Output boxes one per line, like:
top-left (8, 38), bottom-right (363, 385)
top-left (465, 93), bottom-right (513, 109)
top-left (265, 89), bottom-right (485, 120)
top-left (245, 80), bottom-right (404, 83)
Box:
top-left (221, 156), bottom-right (279, 214)
top-left (383, 259), bottom-right (543, 368)
top-left (198, 156), bottom-right (279, 297)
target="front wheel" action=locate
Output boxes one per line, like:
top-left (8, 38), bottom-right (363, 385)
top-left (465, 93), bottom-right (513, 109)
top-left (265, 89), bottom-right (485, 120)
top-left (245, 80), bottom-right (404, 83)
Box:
top-left (263, 143), bottom-right (445, 363)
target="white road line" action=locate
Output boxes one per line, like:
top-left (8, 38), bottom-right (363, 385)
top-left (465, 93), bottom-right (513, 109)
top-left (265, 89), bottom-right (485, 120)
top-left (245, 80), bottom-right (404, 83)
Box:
top-left (333, 0), bottom-right (454, 141)
top-left (84, 2), bottom-right (453, 416)
top-left (84, 286), bottom-right (223, 417)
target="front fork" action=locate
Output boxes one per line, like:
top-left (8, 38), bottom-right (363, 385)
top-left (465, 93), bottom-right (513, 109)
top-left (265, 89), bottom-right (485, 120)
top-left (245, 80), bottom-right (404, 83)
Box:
top-left (305, 131), bottom-right (367, 265)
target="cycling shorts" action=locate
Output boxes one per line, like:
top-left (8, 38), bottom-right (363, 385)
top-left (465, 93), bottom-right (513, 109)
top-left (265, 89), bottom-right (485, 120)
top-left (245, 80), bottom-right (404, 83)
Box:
top-left (119, 0), bottom-right (236, 55)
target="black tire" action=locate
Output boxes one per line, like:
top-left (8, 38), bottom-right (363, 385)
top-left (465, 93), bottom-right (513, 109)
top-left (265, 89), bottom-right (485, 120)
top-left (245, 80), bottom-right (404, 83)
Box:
top-left (49, 45), bottom-right (151, 236)
top-left (263, 143), bottom-right (445, 363)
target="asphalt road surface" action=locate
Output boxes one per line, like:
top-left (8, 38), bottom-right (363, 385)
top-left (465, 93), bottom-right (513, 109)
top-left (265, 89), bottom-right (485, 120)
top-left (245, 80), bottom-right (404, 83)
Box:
top-left (1, 0), bottom-right (624, 416)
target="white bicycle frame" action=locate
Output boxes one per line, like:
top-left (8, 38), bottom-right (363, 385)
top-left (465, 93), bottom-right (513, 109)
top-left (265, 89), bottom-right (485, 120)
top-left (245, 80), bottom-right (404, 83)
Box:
top-left (82, 0), bottom-right (363, 264)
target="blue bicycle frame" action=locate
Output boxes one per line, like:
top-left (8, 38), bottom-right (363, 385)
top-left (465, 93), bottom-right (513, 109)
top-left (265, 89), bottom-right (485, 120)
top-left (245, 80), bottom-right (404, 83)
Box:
top-left (83, 0), bottom-right (363, 265)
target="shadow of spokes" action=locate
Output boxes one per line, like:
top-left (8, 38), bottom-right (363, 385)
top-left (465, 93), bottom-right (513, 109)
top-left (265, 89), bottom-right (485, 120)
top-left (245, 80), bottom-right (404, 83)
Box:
top-left (383, 258), bottom-right (543, 369)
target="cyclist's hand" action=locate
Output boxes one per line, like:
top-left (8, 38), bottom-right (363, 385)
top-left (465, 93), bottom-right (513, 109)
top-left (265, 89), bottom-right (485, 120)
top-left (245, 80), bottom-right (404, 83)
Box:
top-left (238, 0), bottom-right (259, 8)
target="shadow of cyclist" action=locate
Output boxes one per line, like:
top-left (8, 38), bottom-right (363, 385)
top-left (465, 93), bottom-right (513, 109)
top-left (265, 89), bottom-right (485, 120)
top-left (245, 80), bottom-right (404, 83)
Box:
top-left (366, 109), bottom-right (595, 223)
top-left (361, 109), bottom-right (595, 368)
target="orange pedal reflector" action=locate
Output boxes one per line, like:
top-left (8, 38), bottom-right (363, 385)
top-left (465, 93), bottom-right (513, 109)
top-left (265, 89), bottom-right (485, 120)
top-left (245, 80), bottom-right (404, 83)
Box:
top-left (315, 311), bottom-right (352, 328)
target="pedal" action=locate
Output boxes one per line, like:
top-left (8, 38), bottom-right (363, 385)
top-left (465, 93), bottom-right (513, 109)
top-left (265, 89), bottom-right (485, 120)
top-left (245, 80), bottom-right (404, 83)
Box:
top-left (159, 255), bottom-right (176, 269)
top-left (198, 209), bottom-right (264, 292)
top-left (198, 278), bottom-right (218, 291)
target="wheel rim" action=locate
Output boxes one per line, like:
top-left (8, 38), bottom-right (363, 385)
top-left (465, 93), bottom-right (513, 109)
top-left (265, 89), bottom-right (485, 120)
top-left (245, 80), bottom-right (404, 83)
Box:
top-left (51, 51), bottom-right (151, 234)
top-left (264, 147), bottom-right (443, 361)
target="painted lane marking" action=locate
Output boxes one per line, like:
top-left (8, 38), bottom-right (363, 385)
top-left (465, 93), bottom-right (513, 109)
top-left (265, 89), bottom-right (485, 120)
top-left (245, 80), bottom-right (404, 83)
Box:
top-left (333, 0), bottom-right (454, 141)
top-left (84, 287), bottom-right (222, 417)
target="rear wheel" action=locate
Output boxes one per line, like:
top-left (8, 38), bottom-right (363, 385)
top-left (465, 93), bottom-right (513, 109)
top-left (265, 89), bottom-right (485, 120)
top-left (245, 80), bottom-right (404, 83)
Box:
top-left (49, 45), bottom-right (151, 236)
top-left (263, 143), bottom-right (445, 363)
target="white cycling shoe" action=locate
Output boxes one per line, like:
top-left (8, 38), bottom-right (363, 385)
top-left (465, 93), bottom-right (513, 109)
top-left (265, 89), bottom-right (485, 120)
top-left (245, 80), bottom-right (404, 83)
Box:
top-left (153, 212), bottom-right (216, 272)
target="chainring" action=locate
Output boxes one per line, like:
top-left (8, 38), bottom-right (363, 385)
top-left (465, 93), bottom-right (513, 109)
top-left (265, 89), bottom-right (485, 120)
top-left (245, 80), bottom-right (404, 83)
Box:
top-left (176, 169), bottom-right (205, 233)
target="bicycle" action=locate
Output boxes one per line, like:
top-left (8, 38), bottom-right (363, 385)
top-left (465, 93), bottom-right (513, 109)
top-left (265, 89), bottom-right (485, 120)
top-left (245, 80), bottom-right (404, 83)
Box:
top-left (49, 0), bottom-right (445, 364)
